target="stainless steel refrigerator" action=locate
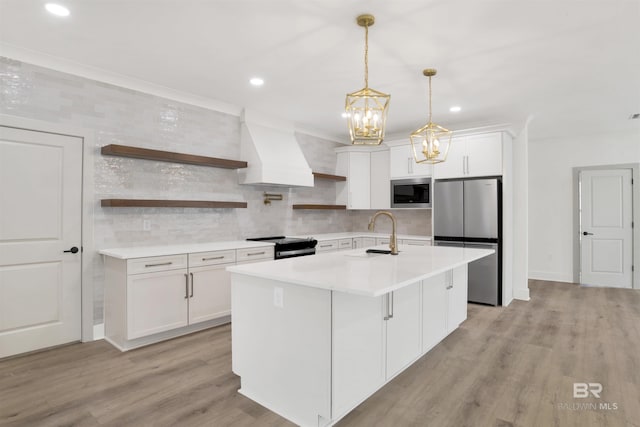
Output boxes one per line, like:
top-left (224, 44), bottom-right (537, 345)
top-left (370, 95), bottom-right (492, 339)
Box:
top-left (433, 178), bottom-right (501, 305)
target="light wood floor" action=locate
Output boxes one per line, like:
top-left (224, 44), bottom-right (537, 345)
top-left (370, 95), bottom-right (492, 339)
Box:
top-left (1, 280), bottom-right (639, 427)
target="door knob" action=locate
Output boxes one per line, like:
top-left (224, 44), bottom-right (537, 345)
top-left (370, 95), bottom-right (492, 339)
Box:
top-left (582, 231), bottom-right (594, 236)
top-left (64, 246), bottom-right (79, 253)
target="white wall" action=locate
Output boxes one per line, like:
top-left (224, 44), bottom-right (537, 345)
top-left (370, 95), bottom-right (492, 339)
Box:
top-left (528, 129), bottom-right (640, 282)
top-left (511, 120), bottom-right (530, 300)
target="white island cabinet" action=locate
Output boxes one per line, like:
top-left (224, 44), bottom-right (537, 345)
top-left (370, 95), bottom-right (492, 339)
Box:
top-left (229, 245), bottom-right (492, 427)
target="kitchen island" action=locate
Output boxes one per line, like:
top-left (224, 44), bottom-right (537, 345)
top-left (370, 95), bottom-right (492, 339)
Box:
top-left (228, 245), bottom-right (493, 427)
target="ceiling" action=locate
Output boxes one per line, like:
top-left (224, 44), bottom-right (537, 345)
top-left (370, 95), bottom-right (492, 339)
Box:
top-left (1, 0), bottom-right (639, 142)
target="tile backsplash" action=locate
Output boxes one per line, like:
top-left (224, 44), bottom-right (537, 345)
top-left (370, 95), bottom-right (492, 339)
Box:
top-left (0, 57), bottom-right (430, 325)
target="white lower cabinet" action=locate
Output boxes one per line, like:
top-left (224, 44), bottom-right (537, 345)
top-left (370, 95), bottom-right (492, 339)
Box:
top-left (401, 238), bottom-right (431, 246)
top-left (422, 274), bottom-right (448, 352)
top-left (338, 238), bottom-right (353, 250)
top-left (316, 240), bottom-right (340, 253)
top-left (332, 292), bottom-right (385, 417)
top-left (232, 265), bottom-right (469, 426)
top-left (376, 237), bottom-right (390, 246)
top-left (332, 281), bottom-right (423, 418)
top-left (127, 267), bottom-right (189, 339)
top-left (352, 237), bottom-right (376, 249)
top-left (188, 264), bottom-right (232, 324)
top-left (447, 265), bottom-right (468, 332)
top-left (385, 283), bottom-right (422, 378)
top-left (104, 246), bottom-right (273, 351)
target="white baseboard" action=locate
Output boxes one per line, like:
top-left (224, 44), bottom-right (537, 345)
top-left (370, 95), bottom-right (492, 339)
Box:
top-left (513, 288), bottom-right (530, 301)
top-left (528, 271), bottom-right (574, 283)
top-left (92, 323), bottom-right (105, 340)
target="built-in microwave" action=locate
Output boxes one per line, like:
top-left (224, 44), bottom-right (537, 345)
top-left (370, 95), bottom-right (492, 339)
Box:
top-left (390, 177), bottom-right (432, 208)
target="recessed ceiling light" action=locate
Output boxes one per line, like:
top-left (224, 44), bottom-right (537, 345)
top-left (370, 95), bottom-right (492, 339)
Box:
top-left (449, 106), bottom-right (461, 113)
top-left (249, 77), bottom-right (264, 87)
top-left (45, 3), bottom-right (70, 17)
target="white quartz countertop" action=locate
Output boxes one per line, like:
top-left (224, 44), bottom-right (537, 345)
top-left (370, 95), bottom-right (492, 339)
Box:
top-left (99, 241), bottom-right (274, 259)
top-left (227, 245), bottom-right (493, 297)
top-left (292, 232), bottom-right (432, 241)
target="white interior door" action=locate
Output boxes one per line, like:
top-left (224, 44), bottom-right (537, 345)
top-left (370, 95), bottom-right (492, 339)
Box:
top-left (580, 169), bottom-right (633, 288)
top-left (0, 126), bottom-right (83, 358)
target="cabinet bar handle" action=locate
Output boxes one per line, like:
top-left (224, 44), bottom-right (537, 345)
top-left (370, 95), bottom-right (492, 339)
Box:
top-left (184, 274), bottom-right (189, 299)
top-left (384, 293), bottom-right (391, 321)
top-left (320, 244), bottom-right (333, 248)
top-left (389, 291), bottom-right (394, 319)
top-left (246, 251), bottom-right (266, 256)
top-left (189, 272), bottom-right (194, 297)
top-left (202, 256), bottom-right (225, 261)
top-left (145, 261), bottom-right (172, 267)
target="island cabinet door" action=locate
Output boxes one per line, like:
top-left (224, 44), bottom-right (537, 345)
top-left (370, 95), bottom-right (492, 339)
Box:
top-left (422, 273), bottom-right (448, 353)
top-left (447, 265), bottom-right (469, 333)
top-left (385, 282), bottom-right (422, 379)
top-left (332, 292), bottom-right (386, 418)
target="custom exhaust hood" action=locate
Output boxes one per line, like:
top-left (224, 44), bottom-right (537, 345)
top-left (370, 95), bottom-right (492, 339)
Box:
top-left (238, 109), bottom-right (314, 187)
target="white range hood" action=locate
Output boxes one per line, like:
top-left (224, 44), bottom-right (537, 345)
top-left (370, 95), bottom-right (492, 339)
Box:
top-left (238, 109), bottom-right (314, 187)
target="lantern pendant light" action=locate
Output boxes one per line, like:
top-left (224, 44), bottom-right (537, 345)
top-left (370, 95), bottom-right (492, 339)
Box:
top-left (345, 14), bottom-right (390, 145)
top-left (410, 69), bottom-right (452, 164)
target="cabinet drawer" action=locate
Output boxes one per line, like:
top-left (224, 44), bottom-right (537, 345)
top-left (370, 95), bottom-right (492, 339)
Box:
top-left (236, 247), bottom-right (274, 262)
top-left (189, 250), bottom-right (236, 267)
top-left (402, 239), bottom-right (430, 246)
top-left (127, 254), bottom-right (188, 275)
top-left (316, 240), bottom-right (339, 252)
top-left (338, 239), bottom-right (353, 250)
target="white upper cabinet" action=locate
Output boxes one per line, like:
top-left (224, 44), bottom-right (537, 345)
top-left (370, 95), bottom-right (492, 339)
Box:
top-left (336, 151), bottom-right (370, 209)
top-left (388, 142), bottom-right (433, 179)
top-left (336, 147), bottom-right (390, 210)
top-left (370, 150), bottom-right (390, 209)
top-left (433, 132), bottom-right (503, 179)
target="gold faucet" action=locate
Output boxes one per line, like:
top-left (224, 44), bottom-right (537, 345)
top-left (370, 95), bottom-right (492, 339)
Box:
top-left (368, 211), bottom-right (399, 255)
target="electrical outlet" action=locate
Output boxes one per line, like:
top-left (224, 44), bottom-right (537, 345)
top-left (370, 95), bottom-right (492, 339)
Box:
top-left (143, 219), bottom-right (151, 231)
top-left (273, 287), bottom-right (284, 308)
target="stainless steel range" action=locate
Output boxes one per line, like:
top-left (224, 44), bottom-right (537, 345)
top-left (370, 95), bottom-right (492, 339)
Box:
top-left (246, 236), bottom-right (317, 259)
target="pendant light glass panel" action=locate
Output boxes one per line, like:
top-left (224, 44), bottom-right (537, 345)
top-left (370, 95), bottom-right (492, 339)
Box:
top-left (346, 87), bottom-right (390, 145)
top-left (409, 123), bottom-right (452, 164)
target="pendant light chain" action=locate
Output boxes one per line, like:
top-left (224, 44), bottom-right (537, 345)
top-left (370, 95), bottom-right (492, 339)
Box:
top-left (345, 14), bottom-right (389, 145)
top-left (428, 74), bottom-right (432, 124)
top-left (364, 24), bottom-right (369, 88)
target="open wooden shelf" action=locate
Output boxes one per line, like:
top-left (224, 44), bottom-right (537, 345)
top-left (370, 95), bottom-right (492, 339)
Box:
top-left (312, 172), bottom-right (346, 181)
top-left (101, 199), bottom-right (247, 208)
top-left (292, 204), bottom-right (347, 210)
top-left (101, 144), bottom-right (247, 169)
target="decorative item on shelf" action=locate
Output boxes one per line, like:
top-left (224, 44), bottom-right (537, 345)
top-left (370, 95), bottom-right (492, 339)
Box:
top-left (263, 192), bottom-right (283, 205)
top-left (409, 69), bottom-right (453, 164)
top-left (345, 14), bottom-right (390, 146)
